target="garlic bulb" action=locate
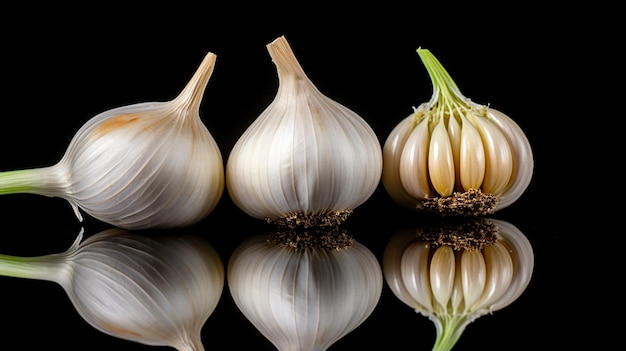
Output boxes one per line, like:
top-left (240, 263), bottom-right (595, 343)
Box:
top-left (0, 227), bottom-right (225, 351)
top-left (228, 229), bottom-right (383, 351)
top-left (0, 52), bottom-right (224, 229)
top-left (226, 36), bottom-right (383, 228)
top-left (383, 218), bottom-right (534, 351)
top-left (382, 48), bottom-right (533, 216)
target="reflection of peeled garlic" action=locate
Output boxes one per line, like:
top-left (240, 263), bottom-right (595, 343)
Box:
top-left (0, 228), bottom-right (224, 351)
top-left (228, 229), bottom-right (383, 350)
top-left (383, 218), bottom-right (533, 351)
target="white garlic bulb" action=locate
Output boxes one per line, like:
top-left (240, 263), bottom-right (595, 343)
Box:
top-left (228, 229), bottom-right (383, 351)
top-left (0, 227), bottom-right (225, 351)
top-left (383, 218), bottom-right (534, 351)
top-left (382, 48), bottom-right (533, 216)
top-left (0, 52), bottom-right (224, 229)
top-left (226, 36), bottom-right (383, 228)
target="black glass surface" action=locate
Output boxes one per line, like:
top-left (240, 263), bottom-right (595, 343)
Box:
top-left (0, 15), bottom-right (610, 350)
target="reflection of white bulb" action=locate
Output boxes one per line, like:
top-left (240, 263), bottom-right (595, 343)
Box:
top-left (383, 219), bottom-right (534, 351)
top-left (0, 228), bottom-right (224, 350)
top-left (228, 232), bottom-right (383, 350)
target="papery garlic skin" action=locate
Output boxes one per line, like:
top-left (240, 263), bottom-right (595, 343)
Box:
top-left (382, 219), bottom-right (534, 351)
top-left (382, 48), bottom-right (533, 216)
top-left (228, 232), bottom-right (383, 351)
top-left (0, 228), bottom-right (225, 351)
top-left (0, 52), bottom-right (224, 229)
top-left (226, 36), bottom-right (382, 227)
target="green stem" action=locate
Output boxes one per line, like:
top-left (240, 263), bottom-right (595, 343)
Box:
top-left (417, 48), bottom-right (468, 113)
top-left (0, 252), bottom-right (69, 283)
top-left (0, 165), bottom-right (69, 197)
top-left (430, 314), bottom-right (473, 351)
top-left (0, 230), bottom-right (81, 284)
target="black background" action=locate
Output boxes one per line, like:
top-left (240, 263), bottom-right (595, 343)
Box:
top-left (0, 6), bottom-right (617, 350)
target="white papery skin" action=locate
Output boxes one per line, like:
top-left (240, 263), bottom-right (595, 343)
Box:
top-left (226, 36), bottom-right (383, 222)
top-left (382, 219), bottom-right (534, 351)
top-left (0, 228), bottom-right (225, 351)
top-left (228, 234), bottom-right (383, 351)
top-left (0, 52), bottom-right (224, 229)
top-left (382, 48), bottom-right (533, 213)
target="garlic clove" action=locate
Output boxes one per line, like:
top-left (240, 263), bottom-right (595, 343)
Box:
top-left (459, 114), bottom-right (486, 190)
top-left (382, 218), bottom-right (534, 351)
top-left (382, 117), bottom-right (421, 209)
top-left (472, 117), bottom-right (514, 195)
top-left (399, 117), bottom-right (432, 200)
top-left (0, 52), bottom-right (224, 229)
top-left (399, 241), bottom-right (433, 311)
top-left (226, 36), bottom-right (383, 228)
top-left (485, 109), bottom-right (534, 210)
top-left (382, 48), bottom-right (534, 217)
top-left (429, 245), bottom-right (456, 312)
top-left (471, 241), bottom-right (514, 311)
top-left (459, 249), bottom-right (486, 312)
top-left (228, 228), bottom-right (383, 351)
top-left (0, 227), bottom-right (225, 351)
top-left (428, 119), bottom-right (455, 197)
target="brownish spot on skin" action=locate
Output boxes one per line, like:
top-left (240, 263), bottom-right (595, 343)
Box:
top-left (99, 321), bottom-right (144, 337)
top-left (92, 113), bottom-right (143, 137)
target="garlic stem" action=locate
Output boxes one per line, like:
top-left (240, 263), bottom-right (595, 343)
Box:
top-left (267, 36), bottom-right (309, 82)
top-left (415, 48), bottom-right (475, 141)
top-left (173, 52), bottom-right (216, 113)
top-left (431, 314), bottom-right (473, 351)
top-left (418, 48), bottom-right (465, 111)
top-left (0, 166), bottom-right (68, 197)
top-left (0, 243), bottom-right (74, 282)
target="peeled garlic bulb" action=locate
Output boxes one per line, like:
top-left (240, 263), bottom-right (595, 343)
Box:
top-left (0, 227), bottom-right (225, 351)
top-left (383, 218), bottom-right (534, 351)
top-left (382, 48), bottom-right (533, 216)
top-left (226, 36), bottom-right (383, 228)
top-left (228, 229), bottom-right (383, 351)
top-left (0, 52), bottom-right (224, 229)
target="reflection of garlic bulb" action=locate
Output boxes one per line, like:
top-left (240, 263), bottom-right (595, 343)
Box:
top-left (0, 52), bottom-right (224, 230)
top-left (228, 229), bottom-right (383, 350)
top-left (382, 48), bottom-right (533, 217)
top-left (0, 228), bottom-right (225, 351)
top-left (226, 36), bottom-right (383, 228)
top-left (383, 218), bottom-right (533, 351)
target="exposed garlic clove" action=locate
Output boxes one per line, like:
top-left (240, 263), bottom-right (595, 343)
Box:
top-left (0, 52), bottom-right (224, 229)
top-left (228, 228), bottom-right (383, 351)
top-left (382, 48), bottom-right (533, 217)
top-left (382, 218), bottom-right (534, 351)
top-left (226, 36), bottom-right (383, 228)
top-left (0, 227), bottom-right (225, 351)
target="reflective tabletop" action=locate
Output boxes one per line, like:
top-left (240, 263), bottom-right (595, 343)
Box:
top-left (0, 14), bottom-right (611, 350)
